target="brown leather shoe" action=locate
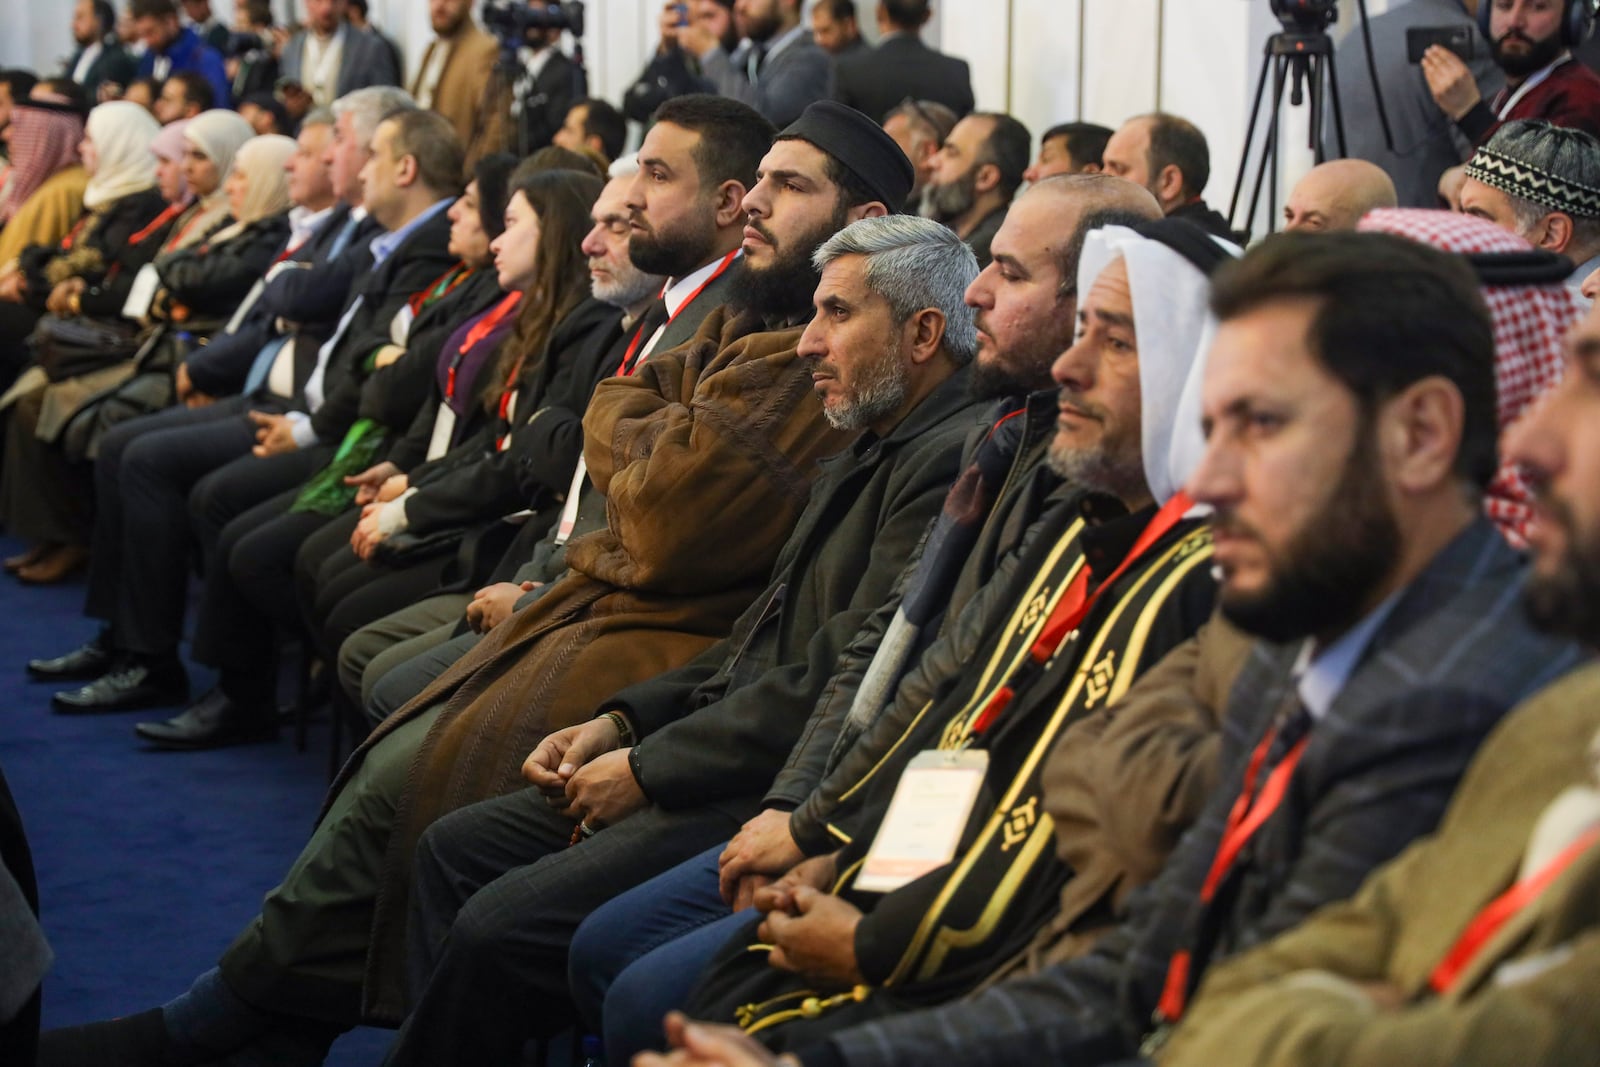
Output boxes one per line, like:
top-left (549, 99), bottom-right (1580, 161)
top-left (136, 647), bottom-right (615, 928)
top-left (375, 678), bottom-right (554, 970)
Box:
top-left (3, 542), bottom-right (53, 574)
top-left (16, 544), bottom-right (89, 585)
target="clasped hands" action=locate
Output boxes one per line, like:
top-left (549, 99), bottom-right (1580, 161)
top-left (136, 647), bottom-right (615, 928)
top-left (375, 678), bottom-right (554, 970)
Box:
top-left (523, 716), bottom-right (649, 831)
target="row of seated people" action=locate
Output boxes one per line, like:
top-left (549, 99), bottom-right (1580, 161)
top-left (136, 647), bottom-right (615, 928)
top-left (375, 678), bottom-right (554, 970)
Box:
top-left (3, 85), bottom-right (1597, 1067)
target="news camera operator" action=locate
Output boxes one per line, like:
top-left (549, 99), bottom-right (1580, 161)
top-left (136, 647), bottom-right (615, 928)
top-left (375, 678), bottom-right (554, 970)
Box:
top-left (480, 0), bottom-right (586, 157)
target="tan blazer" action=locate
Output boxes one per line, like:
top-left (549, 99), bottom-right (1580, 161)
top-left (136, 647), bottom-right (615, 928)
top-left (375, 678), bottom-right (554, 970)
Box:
top-left (410, 23), bottom-right (502, 167)
top-left (1161, 661), bottom-right (1600, 1067)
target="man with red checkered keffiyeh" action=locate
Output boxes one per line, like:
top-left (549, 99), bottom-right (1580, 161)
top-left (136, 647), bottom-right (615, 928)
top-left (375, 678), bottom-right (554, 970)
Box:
top-left (1359, 208), bottom-right (1583, 549)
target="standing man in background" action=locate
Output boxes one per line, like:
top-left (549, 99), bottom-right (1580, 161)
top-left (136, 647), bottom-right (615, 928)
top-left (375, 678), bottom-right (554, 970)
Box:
top-left (835, 0), bottom-right (973, 120)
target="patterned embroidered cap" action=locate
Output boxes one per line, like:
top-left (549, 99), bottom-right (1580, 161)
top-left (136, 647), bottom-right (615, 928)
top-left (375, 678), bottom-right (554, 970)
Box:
top-left (1464, 146), bottom-right (1600, 219)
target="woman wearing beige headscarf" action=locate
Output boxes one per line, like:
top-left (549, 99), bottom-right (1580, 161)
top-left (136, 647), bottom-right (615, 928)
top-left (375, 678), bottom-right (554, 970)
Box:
top-left (0, 128), bottom-right (291, 584)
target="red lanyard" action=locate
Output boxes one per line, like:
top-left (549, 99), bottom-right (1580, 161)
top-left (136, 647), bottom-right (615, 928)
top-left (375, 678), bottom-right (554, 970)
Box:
top-left (1429, 825), bottom-right (1600, 995)
top-left (162, 208), bottom-right (212, 253)
top-left (60, 214), bottom-right (91, 251)
top-left (127, 202), bottom-right (186, 247)
top-left (617, 249), bottom-right (738, 377)
top-left (968, 491), bottom-right (1194, 738)
top-left (1155, 716), bottom-right (1311, 1022)
top-left (447, 291), bottom-right (522, 403)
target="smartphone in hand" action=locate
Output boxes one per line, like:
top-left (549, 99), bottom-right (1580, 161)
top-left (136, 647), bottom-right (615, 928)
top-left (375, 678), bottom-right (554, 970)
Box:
top-left (1408, 25), bottom-right (1475, 63)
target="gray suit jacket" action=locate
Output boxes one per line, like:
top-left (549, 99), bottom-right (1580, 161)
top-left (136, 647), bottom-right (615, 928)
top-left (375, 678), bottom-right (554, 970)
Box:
top-left (804, 518), bottom-right (1588, 1067)
top-left (699, 29), bottom-right (833, 127)
top-left (1330, 0), bottom-right (1503, 207)
top-left (280, 24), bottom-right (401, 100)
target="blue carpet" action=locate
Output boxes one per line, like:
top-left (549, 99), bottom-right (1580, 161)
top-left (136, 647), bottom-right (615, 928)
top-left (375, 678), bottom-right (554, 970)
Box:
top-left (0, 535), bottom-right (393, 1064)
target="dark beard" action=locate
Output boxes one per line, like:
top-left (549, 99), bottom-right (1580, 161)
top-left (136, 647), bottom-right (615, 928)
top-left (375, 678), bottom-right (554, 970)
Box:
top-left (727, 206), bottom-right (848, 321)
top-left (921, 165), bottom-right (978, 226)
top-left (1218, 427), bottom-right (1401, 644)
top-left (1523, 497), bottom-right (1600, 644)
top-left (1493, 29), bottom-right (1565, 79)
top-left (629, 222), bottom-right (717, 279)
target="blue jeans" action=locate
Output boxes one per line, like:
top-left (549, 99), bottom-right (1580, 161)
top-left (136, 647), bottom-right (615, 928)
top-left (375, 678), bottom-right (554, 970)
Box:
top-left (567, 843), bottom-right (752, 1062)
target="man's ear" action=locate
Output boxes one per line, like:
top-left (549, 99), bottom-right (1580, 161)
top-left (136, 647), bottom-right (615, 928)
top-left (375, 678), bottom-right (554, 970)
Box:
top-left (1382, 376), bottom-right (1466, 496)
top-left (394, 152), bottom-right (418, 189)
top-left (846, 200), bottom-right (889, 222)
top-left (713, 179), bottom-right (747, 228)
top-left (1154, 163), bottom-right (1186, 208)
top-left (904, 306), bottom-right (946, 364)
top-left (1537, 211), bottom-right (1575, 254)
top-left (972, 160), bottom-right (1001, 196)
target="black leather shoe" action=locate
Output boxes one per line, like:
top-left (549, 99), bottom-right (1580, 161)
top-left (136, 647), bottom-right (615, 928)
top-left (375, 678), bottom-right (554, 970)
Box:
top-left (52, 658), bottom-right (188, 713)
top-left (28, 631), bottom-right (114, 681)
top-left (36, 1008), bottom-right (169, 1067)
top-left (136, 689), bottom-right (278, 750)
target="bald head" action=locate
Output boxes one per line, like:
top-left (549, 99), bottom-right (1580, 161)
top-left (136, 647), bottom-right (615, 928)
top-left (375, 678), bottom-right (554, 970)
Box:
top-left (1284, 159), bottom-right (1398, 233)
top-left (1030, 173), bottom-right (1163, 290)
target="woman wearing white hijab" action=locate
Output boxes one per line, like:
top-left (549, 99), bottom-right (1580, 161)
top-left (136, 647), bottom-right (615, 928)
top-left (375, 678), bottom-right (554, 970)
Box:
top-left (164, 109), bottom-right (256, 255)
top-left (151, 134), bottom-right (294, 330)
top-left (0, 102), bottom-right (166, 391)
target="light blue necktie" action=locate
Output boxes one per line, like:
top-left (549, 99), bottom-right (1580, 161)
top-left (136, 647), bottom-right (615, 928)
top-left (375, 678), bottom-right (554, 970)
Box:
top-left (242, 213), bottom-right (362, 396)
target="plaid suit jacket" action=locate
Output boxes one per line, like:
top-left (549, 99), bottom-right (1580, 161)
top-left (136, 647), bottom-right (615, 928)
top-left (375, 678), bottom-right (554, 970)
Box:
top-left (805, 518), bottom-right (1587, 1067)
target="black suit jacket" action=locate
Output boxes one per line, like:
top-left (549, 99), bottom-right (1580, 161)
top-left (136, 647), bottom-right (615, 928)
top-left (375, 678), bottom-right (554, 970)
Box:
top-left (183, 204), bottom-right (379, 397)
top-left (834, 32), bottom-right (974, 122)
top-left (68, 38), bottom-right (138, 99)
top-left (516, 49), bottom-right (583, 155)
top-left (303, 204), bottom-right (456, 442)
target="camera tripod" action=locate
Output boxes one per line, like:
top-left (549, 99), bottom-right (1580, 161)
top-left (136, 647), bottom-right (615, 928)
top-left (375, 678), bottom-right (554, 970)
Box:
top-left (1228, 3), bottom-right (1393, 241)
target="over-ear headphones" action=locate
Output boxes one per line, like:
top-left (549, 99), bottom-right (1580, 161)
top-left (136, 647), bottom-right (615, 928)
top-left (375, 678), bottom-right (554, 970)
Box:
top-left (1479, 0), bottom-right (1598, 49)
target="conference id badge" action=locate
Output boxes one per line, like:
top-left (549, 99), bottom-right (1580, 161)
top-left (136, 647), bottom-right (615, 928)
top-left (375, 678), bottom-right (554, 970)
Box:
top-left (855, 750), bottom-right (988, 894)
top-left (122, 263), bottom-right (162, 321)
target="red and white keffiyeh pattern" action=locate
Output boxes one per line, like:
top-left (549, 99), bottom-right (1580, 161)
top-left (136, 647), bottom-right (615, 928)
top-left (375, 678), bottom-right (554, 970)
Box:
top-left (1358, 208), bottom-right (1583, 549)
top-left (0, 104), bottom-right (84, 223)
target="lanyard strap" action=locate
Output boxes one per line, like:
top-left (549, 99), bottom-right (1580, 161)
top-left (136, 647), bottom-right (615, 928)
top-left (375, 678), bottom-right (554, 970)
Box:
top-left (1495, 54), bottom-right (1570, 120)
top-left (1155, 719), bottom-right (1311, 1023)
top-left (411, 264), bottom-right (470, 316)
top-left (1429, 825), bottom-right (1600, 995)
top-left (968, 491), bottom-right (1194, 738)
top-left (447, 291), bottom-right (522, 403)
top-left (126, 202), bottom-right (186, 247)
top-left (618, 249), bottom-right (739, 377)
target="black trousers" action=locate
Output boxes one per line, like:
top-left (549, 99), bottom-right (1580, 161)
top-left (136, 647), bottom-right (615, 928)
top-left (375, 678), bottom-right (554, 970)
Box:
top-left (83, 398), bottom-right (273, 656)
top-left (293, 511), bottom-right (455, 663)
top-left (386, 792), bottom-right (742, 1067)
top-left (189, 487), bottom-right (336, 702)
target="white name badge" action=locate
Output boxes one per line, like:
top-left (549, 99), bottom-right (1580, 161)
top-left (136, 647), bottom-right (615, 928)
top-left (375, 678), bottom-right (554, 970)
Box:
top-left (855, 749), bottom-right (989, 895)
top-left (121, 263), bottom-right (162, 321)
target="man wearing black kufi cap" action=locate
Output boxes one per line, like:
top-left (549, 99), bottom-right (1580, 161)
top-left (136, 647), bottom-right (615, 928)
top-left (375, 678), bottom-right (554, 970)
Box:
top-left (38, 101), bottom-right (981, 1067)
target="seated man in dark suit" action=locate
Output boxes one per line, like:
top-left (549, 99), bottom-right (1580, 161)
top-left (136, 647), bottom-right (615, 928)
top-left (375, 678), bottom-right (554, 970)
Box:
top-left (834, 0), bottom-right (973, 121)
top-left (1104, 112), bottom-right (1240, 242)
top-left (920, 111), bottom-right (1030, 267)
top-left (1024, 120), bottom-right (1114, 184)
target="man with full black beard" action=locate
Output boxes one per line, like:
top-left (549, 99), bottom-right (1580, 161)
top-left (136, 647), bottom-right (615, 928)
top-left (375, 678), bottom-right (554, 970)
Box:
top-left (919, 111), bottom-right (1031, 266)
top-left (1424, 0), bottom-right (1600, 149)
top-left (1146, 275), bottom-right (1600, 1067)
top-left (631, 232), bottom-right (1588, 1067)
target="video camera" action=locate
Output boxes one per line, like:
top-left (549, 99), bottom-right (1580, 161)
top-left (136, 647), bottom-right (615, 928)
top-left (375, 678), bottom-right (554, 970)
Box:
top-left (1270, 0), bottom-right (1339, 33)
top-left (482, 0), bottom-right (587, 46)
